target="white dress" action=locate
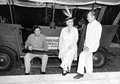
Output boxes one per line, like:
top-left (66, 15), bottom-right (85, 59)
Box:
top-left (58, 26), bottom-right (78, 71)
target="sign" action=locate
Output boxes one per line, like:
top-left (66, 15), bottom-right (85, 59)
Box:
top-left (46, 37), bottom-right (59, 50)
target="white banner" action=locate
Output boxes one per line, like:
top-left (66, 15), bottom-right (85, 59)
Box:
top-left (46, 37), bottom-right (59, 50)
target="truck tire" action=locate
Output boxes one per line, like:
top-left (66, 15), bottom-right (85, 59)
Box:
top-left (0, 48), bottom-right (16, 71)
top-left (93, 47), bottom-right (107, 68)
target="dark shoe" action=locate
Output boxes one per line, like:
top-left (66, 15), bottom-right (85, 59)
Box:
top-left (25, 73), bottom-right (30, 75)
top-left (73, 73), bottom-right (84, 79)
top-left (62, 70), bottom-right (67, 76)
top-left (41, 72), bottom-right (46, 74)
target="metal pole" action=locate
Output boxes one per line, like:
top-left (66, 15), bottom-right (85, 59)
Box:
top-left (12, 0), bottom-right (17, 24)
top-left (92, 0), bottom-right (96, 10)
top-left (92, 3), bottom-right (95, 11)
top-left (50, 3), bottom-right (56, 29)
top-left (45, 3), bottom-right (48, 23)
top-left (8, 0), bottom-right (14, 24)
top-left (74, 6), bottom-right (78, 18)
top-left (52, 3), bottom-right (55, 22)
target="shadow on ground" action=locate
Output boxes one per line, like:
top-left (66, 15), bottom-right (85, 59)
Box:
top-left (0, 53), bottom-right (120, 76)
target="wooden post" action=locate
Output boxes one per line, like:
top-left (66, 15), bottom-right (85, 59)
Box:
top-left (113, 12), bottom-right (120, 25)
top-left (112, 11), bottom-right (120, 43)
top-left (97, 6), bottom-right (107, 22)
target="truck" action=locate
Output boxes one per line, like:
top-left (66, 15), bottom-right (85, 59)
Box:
top-left (0, 0), bottom-right (120, 71)
top-left (0, 22), bottom-right (119, 71)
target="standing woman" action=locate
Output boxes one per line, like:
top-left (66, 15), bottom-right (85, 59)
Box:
top-left (58, 7), bottom-right (78, 76)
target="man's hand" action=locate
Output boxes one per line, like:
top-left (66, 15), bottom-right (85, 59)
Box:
top-left (28, 46), bottom-right (33, 50)
top-left (84, 47), bottom-right (89, 52)
top-left (25, 45), bottom-right (27, 49)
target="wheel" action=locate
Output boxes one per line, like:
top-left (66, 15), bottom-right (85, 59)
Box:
top-left (93, 47), bottom-right (107, 68)
top-left (0, 48), bottom-right (16, 71)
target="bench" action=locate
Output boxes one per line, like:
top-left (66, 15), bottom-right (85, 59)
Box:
top-left (20, 49), bottom-right (64, 68)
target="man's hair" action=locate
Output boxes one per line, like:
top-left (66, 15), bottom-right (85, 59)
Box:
top-left (32, 25), bottom-right (41, 31)
top-left (89, 10), bottom-right (97, 18)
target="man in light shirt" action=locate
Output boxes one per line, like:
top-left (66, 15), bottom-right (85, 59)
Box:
top-left (24, 25), bottom-right (48, 75)
top-left (73, 10), bottom-right (102, 79)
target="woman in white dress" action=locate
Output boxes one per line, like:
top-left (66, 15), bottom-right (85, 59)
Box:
top-left (58, 18), bottom-right (78, 76)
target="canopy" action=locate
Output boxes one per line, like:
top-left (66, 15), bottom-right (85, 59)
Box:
top-left (0, 0), bottom-right (120, 8)
top-left (29, 0), bottom-right (120, 5)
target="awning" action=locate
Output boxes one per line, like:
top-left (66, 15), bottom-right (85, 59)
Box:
top-left (0, 0), bottom-right (102, 10)
top-left (0, 0), bottom-right (120, 8)
top-left (29, 0), bottom-right (120, 5)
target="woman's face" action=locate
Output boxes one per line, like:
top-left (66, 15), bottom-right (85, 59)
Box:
top-left (66, 19), bottom-right (73, 27)
top-left (34, 28), bottom-right (41, 36)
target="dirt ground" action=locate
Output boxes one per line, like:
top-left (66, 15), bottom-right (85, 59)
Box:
top-left (0, 53), bottom-right (120, 76)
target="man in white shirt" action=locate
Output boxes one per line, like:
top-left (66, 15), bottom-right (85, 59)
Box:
top-left (73, 10), bottom-right (102, 79)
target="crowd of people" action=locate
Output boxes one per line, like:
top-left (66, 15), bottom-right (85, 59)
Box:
top-left (23, 10), bottom-right (102, 79)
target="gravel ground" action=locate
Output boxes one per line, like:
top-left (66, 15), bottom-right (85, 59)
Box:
top-left (0, 53), bottom-right (120, 76)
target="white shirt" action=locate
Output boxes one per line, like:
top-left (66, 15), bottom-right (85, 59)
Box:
top-left (84, 20), bottom-right (102, 52)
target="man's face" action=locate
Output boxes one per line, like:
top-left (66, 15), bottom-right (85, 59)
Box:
top-left (34, 28), bottom-right (41, 36)
top-left (87, 12), bottom-right (94, 23)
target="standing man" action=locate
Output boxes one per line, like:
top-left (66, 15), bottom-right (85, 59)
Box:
top-left (24, 25), bottom-right (48, 75)
top-left (73, 10), bottom-right (102, 79)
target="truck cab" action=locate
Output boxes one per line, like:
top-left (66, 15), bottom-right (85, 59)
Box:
top-left (0, 22), bottom-right (119, 71)
top-left (0, 23), bottom-right (24, 71)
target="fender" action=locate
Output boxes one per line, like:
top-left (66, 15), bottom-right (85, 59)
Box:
top-left (98, 46), bottom-right (111, 60)
top-left (0, 45), bottom-right (18, 60)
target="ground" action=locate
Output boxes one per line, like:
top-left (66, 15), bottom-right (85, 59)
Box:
top-left (0, 53), bottom-right (120, 76)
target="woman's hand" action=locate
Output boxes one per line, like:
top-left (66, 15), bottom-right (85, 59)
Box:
top-left (68, 45), bottom-right (73, 50)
